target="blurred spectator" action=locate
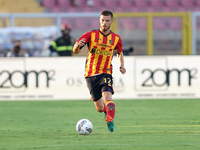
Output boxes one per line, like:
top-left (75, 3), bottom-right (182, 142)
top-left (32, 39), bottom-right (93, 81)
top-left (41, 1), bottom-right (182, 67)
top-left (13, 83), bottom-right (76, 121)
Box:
top-left (86, 0), bottom-right (94, 6)
top-left (49, 23), bottom-right (76, 56)
top-left (7, 40), bottom-right (29, 57)
top-left (123, 46), bottom-right (134, 55)
top-left (41, 36), bottom-right (52, 57)
top-left (32, 35), bottom-right (43, 57)
top-left (71, 0), bottom-right (79, 6)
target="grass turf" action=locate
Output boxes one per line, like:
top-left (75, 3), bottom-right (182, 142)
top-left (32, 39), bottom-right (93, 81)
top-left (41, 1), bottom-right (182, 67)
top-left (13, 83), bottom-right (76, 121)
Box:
top-left (0, 99), bottom-right (200, 150)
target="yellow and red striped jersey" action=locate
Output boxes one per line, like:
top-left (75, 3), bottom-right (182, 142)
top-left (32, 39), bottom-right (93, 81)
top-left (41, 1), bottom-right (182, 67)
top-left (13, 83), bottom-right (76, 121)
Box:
top-left (76, 29), bottom-right (123, 77)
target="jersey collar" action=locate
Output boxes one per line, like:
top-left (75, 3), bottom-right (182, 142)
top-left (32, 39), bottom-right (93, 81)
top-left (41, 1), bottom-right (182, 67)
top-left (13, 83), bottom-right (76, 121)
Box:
top-left (99, 29), bottom-right (111, 37)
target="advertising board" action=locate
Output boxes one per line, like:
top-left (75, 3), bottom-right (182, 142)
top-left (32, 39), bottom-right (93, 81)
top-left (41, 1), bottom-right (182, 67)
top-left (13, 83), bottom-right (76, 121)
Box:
top-left (0, 56), bottom-right (199, 100)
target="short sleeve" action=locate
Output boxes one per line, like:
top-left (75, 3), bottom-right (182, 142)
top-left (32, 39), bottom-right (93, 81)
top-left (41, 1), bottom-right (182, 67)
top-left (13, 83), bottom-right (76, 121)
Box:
top-left (76, 31), bottom-right (91, 45)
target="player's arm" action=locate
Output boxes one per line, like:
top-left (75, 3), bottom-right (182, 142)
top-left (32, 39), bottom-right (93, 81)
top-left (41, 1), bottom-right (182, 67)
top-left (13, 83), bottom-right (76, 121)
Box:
top-left (117, 52), bottom-right (126, 74)
top-left (73, 38), bottom-right (86, 53)
top-left (73, 31), bottom-right (91, 53)
top-left (115, 36), bottom-right (126, 74)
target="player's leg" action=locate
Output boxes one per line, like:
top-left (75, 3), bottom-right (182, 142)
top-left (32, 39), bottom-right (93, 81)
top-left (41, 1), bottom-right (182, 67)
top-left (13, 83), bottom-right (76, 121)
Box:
top-left (101, 74), bottom-right (115, 120)
top-left (85, 75), bottom-right (107, 113)
top-left (102, 88), bottom-right (115, 132)
top-left (93, 97), bottom-right (106, 113)
top-left (102, 91), bottom-right (115, 119)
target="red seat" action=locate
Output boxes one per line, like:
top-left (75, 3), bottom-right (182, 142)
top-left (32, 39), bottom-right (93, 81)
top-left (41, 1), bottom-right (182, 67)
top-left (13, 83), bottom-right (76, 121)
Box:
top-left (165, 0), bottom-right (180, 8)
top-left (96, 7), bottom-right (113, 12)
top-left (57, 0), bottom-right (71, 7)
top-left (134, 0), bottom-right (149, 8)
top-left (144, 7), bottom-right (158, 12)
top-left (90, 18), bottom-right (100, 29)
top-left (81, 7), bottom-right (97, 12)
top-left (192, 7), bottom-right (200, 11)
top-left (160, 7), bottom-right (173, 12)
top-left (75, 0), bottom-right (86, 7)
top-left (118, 0), bottom-right (133, 7)
top-left (196, 0), bottom-right (200, 6)
top-left (42, 0), bottom-right (56, 8)
top-left (120, 18), bottom-right (137, 30)
top-left (74, 18), bottom-right (89, 30)
top-left (66, 7), bottom-right (81, 12)
top-left (153, 18), bottom-right (167, 30)
top-left (168, 18), bottom-right (182, 30)
top-left (103, 0), bottom-right (117, 7)
top-left (50, 7), bottom-right (63, 13)
top-left (180, 0), bottom-right (195, 8)
top-left (150, 0), bottom-right (165, 8)
top-left (129, 7), bottom-right (142, 12)
top-left (174, 7), bottom-right (187, 12)
top-left (196, 17), bottom-right (200, 29)
top-left (137, 18), bottom-right (147, 30)
top-left (114, 7), bottom-right (127, 12)
top-left (92, 0), bottom-right (103, 7)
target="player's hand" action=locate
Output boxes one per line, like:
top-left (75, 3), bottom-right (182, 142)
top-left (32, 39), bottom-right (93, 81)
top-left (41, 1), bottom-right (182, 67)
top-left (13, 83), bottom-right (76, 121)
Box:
top-left (120, 66), bottom-right (126, 74)
top-left (77, 38), bottom-right (86, 47)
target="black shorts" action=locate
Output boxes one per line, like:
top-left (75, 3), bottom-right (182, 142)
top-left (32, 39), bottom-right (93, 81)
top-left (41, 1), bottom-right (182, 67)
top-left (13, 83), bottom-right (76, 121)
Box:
top-left (85, 74), bottom-right (114, 101)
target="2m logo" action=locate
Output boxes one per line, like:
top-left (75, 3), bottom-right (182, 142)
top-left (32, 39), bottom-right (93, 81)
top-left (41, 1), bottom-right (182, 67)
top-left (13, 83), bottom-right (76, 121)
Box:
top-left (0, 59), bottom-right (55, 93)
top-left (0, 70), bottom-right (55, 89)
top-left (141, 68), bottom-right (197, 87)
top-left (135, 57), bottom-right (198, 91)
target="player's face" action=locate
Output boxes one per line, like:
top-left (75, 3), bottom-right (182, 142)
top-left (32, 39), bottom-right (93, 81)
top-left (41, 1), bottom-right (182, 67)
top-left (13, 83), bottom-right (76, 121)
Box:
top-left (100, 15), bottom-right (113, 32)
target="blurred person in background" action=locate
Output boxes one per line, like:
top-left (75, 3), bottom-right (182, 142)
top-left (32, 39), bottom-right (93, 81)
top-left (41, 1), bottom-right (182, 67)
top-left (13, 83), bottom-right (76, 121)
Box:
top-left (86, 0), bottom-right (94, 6)
top-left (7, 40), bottom-right (29, 57)
top-left (70, 0), bottom-right (79, 6)
top-left (49, 23), bottom-right (76, 57)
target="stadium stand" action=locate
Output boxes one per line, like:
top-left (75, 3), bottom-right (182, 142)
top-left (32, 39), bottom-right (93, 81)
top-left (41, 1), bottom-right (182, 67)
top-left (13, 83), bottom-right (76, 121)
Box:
top-left (36, 0), bottom-right (200, 15)
top-left (82, 7), bottom-right (96, 12)
top-left (153, 18), bottom-right (168, 30)
top-left (120, 18), bottom-right (137, 30)
top-left (114, 6), bottom-right (127, 12)
top-left (76, 0), bottom-right (87, 7)
top-left (0, 0), bottom-right (54, 27)
top-left (1, 0), bottom-right (200, 57)
top-left (90, 18), bottom-right (100, 29)
top-left (165, 0), bottom-right (180, 8)
top-left (37, 0), bottom-right (200, 13)
top-left (196, 0), bottom-right (200, 6)
top-left (118, 0), bottom-right (133, 8)
top-left (168, 18), bottom-right (182, 30)
top-left (0, 0), bottom-right (44, 13)
top-left (103, 0), bottom-right (116, 7)
top-left (57, 0), bottom-right (71, 8)
top-left (160, 7), bottom-right (173, 12)
top-left (74, 18), bottom-right (89, 30)
top-left (92, 0), bottom-right (103, 7)
top-left (181, 0), bottom-right (195, 8)
top-left (66, 7), bottom-right (81, 12)
top-left (150, 0), bottom-right (165, 8)
top-left (41, 0), bottom-right (57, 8)
top-left (50, 6), bottom-right (63, 13)
top-left (134, 0), bottom-right (149, 8)
top-left (137, 18), bottom-right (147, 30)
top-left (144, 6), bottom-right (157, 12)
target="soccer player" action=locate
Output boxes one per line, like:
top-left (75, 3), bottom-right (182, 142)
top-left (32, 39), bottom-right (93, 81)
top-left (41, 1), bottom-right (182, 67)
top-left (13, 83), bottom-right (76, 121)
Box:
top-left (73, 10), bottom-right (126, 132)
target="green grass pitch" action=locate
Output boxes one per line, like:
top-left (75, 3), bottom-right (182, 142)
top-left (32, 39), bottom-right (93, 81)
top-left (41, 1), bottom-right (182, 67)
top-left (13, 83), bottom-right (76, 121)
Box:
top-left (0, 99), bottom-right (200, 150)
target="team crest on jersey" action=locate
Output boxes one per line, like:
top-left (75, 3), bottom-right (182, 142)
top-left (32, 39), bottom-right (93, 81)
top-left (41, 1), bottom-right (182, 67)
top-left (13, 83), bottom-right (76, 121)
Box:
top-left (109, 40), bottom-right (113, 44)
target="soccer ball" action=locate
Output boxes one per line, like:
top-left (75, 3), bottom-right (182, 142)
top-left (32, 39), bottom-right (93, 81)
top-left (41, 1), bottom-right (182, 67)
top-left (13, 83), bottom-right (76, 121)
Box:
top-left (76, 119), bottom-right (93, 135)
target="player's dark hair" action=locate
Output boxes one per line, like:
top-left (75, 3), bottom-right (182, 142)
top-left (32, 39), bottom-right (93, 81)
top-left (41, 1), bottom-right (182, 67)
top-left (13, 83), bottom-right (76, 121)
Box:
top-left (101, 10), bottom-right (113, 19)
